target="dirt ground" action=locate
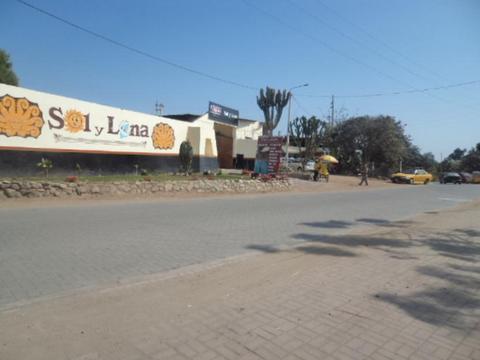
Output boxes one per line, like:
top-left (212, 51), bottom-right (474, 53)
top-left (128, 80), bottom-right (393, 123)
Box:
top-left (1, 201), bottom-right (479, 360)
top-left (289, 175), bottom-right (396, 193)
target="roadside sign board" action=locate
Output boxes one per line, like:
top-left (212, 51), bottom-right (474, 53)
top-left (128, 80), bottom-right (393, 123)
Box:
top-left (256, 136), bottom-right (284, 174)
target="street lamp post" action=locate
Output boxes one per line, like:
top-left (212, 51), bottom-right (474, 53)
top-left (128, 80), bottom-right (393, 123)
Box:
top-left (285, 83), bottom-right (309, 168)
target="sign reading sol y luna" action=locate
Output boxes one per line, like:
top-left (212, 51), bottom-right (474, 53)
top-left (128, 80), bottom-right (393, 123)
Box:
top-left (0, 84), bottom-right (188, 155)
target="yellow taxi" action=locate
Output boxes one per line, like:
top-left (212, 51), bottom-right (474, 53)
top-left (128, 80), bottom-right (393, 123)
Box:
top-left (391, 168), bottom-right (433, 185)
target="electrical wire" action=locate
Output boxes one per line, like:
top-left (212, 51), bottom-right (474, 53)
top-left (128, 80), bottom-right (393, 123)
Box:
top-left (315, 0), bottom-right (448, 84)
top-left (284, 0), bottom-right (438, 84)
top-left (13, 0), bottom-right (480, 102)
top-left (14, 0), bottom-right (259, 91)
top-left (241, 0), bottom-right (480, 111)
top-left (297, 79), bottom-right (480, 98)
top-left (240, 0), bottom-right (414, 90)
top-left (292, 96), bottom-right (314, 117)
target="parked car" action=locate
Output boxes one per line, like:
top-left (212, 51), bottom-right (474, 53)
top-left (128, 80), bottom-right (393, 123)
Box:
top-left (282, 158), bottom-right (315, 172)
top-left (304, 160), bottom-right (315, 172)
top-left (391, 168), bottom-right (433, 184)
top-left (472, 171), bottom-right (480, 184)
top-left (459, 172), bottom-right (473, 183)
top-left (439, 172), bottom-right (462, 184)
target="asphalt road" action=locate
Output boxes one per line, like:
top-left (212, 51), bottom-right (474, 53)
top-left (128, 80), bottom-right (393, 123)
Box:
top-left (1, 183), bottom-right (479, 308)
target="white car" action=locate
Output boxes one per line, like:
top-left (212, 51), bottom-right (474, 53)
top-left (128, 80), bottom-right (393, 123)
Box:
top-left (304, 160), bottom-right (315, 172)
top-left (281, 158), bottom-right (315, 172)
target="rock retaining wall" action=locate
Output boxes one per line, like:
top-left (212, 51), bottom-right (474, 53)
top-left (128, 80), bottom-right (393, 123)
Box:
top-left (0, 179), bottom-right (291, 199)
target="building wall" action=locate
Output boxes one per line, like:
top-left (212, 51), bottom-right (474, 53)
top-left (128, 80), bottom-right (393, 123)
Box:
top-left (235, 139), bottom-right (258, 159)
top-left (0, 84), bottom-right (218, 174)
top-left (236, 120), bottom-right (263, 141)
top-left (233, 120), bottom-right (263, 167)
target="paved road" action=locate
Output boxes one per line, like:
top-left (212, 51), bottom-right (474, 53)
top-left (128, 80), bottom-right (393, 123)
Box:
top-left (1, 184), bottom-right (479, 307)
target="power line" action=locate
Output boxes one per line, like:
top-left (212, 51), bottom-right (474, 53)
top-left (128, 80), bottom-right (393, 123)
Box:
top-left (297, 79), bottom-right (480, 99)
top-left (240, 0), bottom-right (415, 90)
top-left (291, 96), bottom-right (314, 117)
top-left (14, 0), bottom-right (259, 91)
top-left (241, 0), bottom-right (480, 111)
top-left (315, 0), bottom-right (448, 84)
top-left (284, 0), bottom-right (438, 84)
top-left (312, 0), bottom-right (480, 108)
top-left (12, 0), bottom-right (480, 104)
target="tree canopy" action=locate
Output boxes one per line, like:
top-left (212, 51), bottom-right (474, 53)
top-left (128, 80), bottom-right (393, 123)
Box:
top-left (327, 115), bottom-right (410, 175)
top-left (288, 116), bottom-right (327, 165)
top-left (438, 143), bottom-right (480, 173)
top-left (0, 49), bottom-right (19, 86)
top-left (286, 109), bottom-right (477, 176)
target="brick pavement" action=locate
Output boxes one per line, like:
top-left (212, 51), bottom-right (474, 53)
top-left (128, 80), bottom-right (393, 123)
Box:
top-left (1, 184), bottom-right (479, 308)
top-left (1, 201), bottom-right (480, 359)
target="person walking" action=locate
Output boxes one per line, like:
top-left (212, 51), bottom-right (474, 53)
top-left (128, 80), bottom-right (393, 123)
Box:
top-left (313, 158), bottom-right (321, 181)
top-left (320, 161), bottom-right (329, 182)
top-left (359, 163), bottom-right (369, 186)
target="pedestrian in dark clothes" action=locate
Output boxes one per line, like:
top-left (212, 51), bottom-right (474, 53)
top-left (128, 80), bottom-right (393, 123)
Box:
top-left (359, 163), bottom-right (369, 186)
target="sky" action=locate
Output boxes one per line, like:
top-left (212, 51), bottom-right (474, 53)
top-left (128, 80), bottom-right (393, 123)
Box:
top-left (2, 0), bottom-right (479, 160)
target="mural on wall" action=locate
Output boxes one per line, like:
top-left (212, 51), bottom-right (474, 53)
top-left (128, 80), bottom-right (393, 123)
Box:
top-left (0, 85), bottom-right (211, 156)
top-left (64, 109), bottom-right (85, 133)
top-left (0, 94), bottom-right (44, 138)
top-left (152, 122), bottom-right (175, 150)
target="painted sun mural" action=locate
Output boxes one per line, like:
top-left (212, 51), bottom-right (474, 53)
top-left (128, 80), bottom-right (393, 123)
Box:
top-left (64, 109), bottom-right (85, 133)
top-left (152, 122), bottom-right (175, 150)
top-left (0, 94), bottom-right (44, 138)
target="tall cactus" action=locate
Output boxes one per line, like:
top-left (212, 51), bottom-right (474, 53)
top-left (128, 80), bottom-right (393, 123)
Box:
top-left (256, 87), bottom-right (291, 136)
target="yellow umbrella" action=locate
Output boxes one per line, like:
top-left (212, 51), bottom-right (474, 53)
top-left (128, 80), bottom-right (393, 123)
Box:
top-left (319, 155), bottom-right (339, 164)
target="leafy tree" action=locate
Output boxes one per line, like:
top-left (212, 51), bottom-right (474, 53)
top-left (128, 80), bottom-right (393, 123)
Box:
top-left (0, 49), bottom-right (19, 86)
top-left (402, 145), bottom-right (437, 173)
top-left (329, 115), bottom-right (409, 176)
top-left (179, 141), bottom-right (193, 175)
top-left (449, 148), bottom-right (466, 161)
top-left (461, 143), bottom-right (480, 172)
top-left (420, 152), bottom-right (437, 172)
top-left (257, 87), bottom-right (290, 136)
top-left (438, 146), bottom-right (474, 173)
top-left (288, 116), bottom-right (327, 168)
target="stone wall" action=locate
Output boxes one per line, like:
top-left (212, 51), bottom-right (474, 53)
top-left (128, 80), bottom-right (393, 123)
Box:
top-left (0, 178), bottom-right (291, 199)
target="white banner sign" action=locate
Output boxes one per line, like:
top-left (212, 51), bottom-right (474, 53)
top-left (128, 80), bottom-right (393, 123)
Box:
top-left (0, 84), bottom-right (191, 155)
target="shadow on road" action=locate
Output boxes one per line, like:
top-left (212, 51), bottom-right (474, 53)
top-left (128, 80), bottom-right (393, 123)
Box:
top-left (299, 218), bottom-right (417, 231)
top-left (356, 218), bottom-right (416, 228)
top-left (245, 244), bottom-right (357, 257)
top-left (247, 222), bottom-right (480, 330)
top-left (292, 233), bottom-right (411, 249)
top-left (295, 245), bottom-right (357, 257)
top-left (375, 286), bottom-right (480, 329)
top-left (299, 220), bottom-right (352, 229)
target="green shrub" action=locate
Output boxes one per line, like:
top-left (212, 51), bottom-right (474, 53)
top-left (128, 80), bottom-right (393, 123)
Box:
top-left (37, 158), bottom-right (53, 177)
top-left (179, 141), bottom-right (193, 175)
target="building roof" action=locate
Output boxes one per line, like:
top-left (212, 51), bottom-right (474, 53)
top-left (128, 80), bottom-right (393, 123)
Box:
top-left (238, 117), bottom-right (263, 124)
top-left (163, 114), bottom-right (202, 122)
top-left (164, 114), bottom-right (264, 126)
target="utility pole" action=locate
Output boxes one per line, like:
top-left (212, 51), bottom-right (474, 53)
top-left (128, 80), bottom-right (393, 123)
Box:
top-left (155, 101), bottom-right (164, 116)
top-left (330, 95), bottom-right (335, 126)
top-left (285, 83), bottom-right (309, 168)
top-left (286, 95), bottom-right (292, 165)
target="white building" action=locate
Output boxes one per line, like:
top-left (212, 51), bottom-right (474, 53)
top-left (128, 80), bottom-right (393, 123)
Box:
top-left (165, 114), bottom-right (263, 170)
top-left (0, 84), bottom-right (219, 175)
